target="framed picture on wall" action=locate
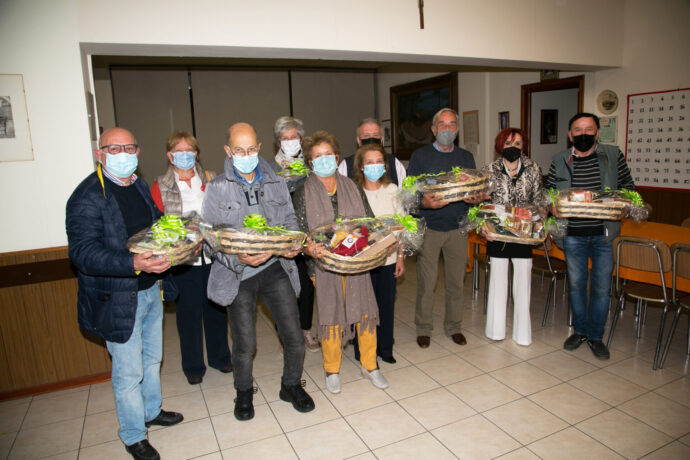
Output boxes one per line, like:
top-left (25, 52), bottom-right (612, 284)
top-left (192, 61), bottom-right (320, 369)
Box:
top-left (390, 73), bottom-right (458, 160)
top-left (381, 119), bottom-right (392, 148)
top-left (498, 111), bottom-right (509, 130)
top-left (540, 109), bottom-right (558, 144)
top-left (0, 74), bottom-right (34, 162)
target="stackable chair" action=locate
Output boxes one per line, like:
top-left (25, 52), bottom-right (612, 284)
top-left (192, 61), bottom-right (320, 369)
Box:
top-left (658, 242), bottom-right (690, 369)
top-left (533, 239), bottom-right (568, 327)
top-left (606, 236), bottom-right (672, 370)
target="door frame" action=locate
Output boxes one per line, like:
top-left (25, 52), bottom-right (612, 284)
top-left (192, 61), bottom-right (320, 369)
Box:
top-left (520, 75), bottom-right (584, 155)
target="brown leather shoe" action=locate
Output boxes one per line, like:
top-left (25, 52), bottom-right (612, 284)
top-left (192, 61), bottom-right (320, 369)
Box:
top-left (416, 336), bottom-right (430, 348)
top-left (451, 333), bottom-right (467, 345)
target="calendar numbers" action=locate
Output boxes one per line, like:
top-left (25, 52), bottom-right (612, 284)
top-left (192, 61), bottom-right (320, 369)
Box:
top-left (626, 88), bottom-right (690, 189)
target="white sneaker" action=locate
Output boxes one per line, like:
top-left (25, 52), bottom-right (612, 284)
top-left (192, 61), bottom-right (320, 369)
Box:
top-left (325, 373), bottom-right (341, 394)
top-left (303, 330), bottom-right (320, 352)
top-left (361, 366), bottom-right (389, 389)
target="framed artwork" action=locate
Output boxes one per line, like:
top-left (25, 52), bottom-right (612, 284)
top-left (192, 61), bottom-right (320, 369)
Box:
top-left (540, 70), bottom-right (559, 81)
top-left (390, 73), bottom-right (458, 160)
top-left (381, 119), bottom-right (392, 148)
top-left (499, 111), bottom-right (509, 130)
top-left (0, 74), bottom-right (34, 162)
top-left (599, 116), bottom-right (617, 144)
top-left (540, 109), bottom-right (558, 144)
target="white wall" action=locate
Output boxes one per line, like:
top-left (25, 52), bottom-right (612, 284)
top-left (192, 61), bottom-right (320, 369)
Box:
top-left (1, 0), bottom-right (687, 252)
top-left (0, 0), bottom-right (94, 252)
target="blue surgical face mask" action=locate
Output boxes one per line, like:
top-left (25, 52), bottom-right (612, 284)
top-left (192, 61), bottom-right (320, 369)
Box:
top-left (363, 164), bottom-right (386, 182)
top-left (233, 153), bottom-right (259, 175)
top-left (172, 151), bottom-right (196, 170)
top-left (106, 152), bottom-right (138, 178)
top-left (311, 155), bottom-right (337, 177)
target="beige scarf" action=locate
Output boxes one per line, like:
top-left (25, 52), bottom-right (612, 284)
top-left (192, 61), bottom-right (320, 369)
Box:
top-left (304, 173), bottom-right (379, 340)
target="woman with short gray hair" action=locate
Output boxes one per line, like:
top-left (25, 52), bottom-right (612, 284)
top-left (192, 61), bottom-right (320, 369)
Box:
top-left (272, 116), bottom-right (306, 171)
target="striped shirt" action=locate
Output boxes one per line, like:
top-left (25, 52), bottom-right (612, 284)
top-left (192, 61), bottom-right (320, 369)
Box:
top-left (545, 146), bottom-right (635, 236)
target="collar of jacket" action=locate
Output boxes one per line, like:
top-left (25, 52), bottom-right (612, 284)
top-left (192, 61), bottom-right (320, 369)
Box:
top-left (223, 155), bottom-right (280, 185)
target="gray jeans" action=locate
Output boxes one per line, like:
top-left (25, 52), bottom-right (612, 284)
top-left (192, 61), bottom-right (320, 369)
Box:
top-left (415, 228), bottom-right (467, 336)
top-left (228, 262), bottom-right (305, 390)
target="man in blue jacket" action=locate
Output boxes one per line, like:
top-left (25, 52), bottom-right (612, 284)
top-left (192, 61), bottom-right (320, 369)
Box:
top-left (66, 127), bottom-right (183, 460)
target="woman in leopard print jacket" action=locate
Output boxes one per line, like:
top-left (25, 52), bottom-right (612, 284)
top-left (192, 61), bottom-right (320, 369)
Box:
top-left (482, 128), bottom-right (543, 347)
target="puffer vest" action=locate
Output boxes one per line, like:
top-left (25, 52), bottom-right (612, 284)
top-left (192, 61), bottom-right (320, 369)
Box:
top-left (157, 164), bottom-right (214, 216)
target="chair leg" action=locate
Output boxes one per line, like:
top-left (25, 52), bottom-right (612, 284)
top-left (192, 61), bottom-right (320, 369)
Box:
top-left (637, 301), bottom-right (647, 339)
top-left (483, 262), bottom-right (490, 315)
top-left (658, 305), bottom-right (681, 369)
top-left (607, 292), bottom-right (625, 349)
top-left (540, 272), bottom-right (544, 289)
top-left (542, 277), bottom-right (555, 327)
top-left (563, 274), bottom-right (567, 300)
top-left (653, 304), bottom-right (671, 370)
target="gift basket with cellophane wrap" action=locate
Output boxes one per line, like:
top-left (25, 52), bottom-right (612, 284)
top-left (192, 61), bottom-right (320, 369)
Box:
top-left (544, 187), bottom-right (650, 222)
top-left (199, 213), bottom-right (306, 255)
top-left (308, 214), bottom-right (424, 274)
top-left (276, 160), bottom-right (310, 193)
top-left (127, 214), bottom-right (202, 265)
top-left (398, 167), bottom-right (491, 213)
top-left (459, 204), bottom-right (566, 244)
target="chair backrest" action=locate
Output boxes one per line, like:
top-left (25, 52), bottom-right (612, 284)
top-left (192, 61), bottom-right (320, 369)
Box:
top-left (671, 242), bottom-right (690, 301)
top-left (613, 236), bottom-right (672, 273)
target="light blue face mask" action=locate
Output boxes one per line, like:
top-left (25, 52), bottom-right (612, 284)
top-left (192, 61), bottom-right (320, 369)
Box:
top-left (311, 155), bottom-right (338, 177)
top-left (363, 164), bottom-right (386, 182)
top-left (233, 153), bottom-right (259, 174)
top-left (106, 152), bottom-right (138, 178)
top-left (172, 151), bottom-right (196, 170)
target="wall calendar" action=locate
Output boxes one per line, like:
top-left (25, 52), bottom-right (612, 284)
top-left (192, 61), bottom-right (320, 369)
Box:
top-left (625, 88), bottom-right (690, 190)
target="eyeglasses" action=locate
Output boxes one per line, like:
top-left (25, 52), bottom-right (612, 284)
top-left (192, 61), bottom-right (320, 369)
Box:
top-left (229, 146), bottom-right (259, 157)
top-left (100, 144), bottom-right (138, 154)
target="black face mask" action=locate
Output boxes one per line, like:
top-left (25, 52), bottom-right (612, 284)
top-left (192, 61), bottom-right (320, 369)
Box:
top-left (360, 137), bottom-right (382, 145)
top-left (501, 146), bottom-right (521, 162)
top-left (572, 134), bottom-right (596, 152)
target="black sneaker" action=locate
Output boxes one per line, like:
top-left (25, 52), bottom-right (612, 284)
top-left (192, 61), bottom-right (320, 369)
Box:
top-left (234, 387), bottom-right (257, 421)
top-left (563, 334), bottom-right (588, 351)
top-left (588, 340), bottom-right (610, 360)
top-left (279, 380), bottom-right (315, 413)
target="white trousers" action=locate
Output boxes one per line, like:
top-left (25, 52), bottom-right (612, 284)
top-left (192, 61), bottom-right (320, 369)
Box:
top-left (485, 257), bottom-right (532, 346)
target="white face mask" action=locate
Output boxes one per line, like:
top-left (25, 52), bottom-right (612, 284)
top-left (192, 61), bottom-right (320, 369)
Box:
top-left (281, 139), bottom-right (301, 157)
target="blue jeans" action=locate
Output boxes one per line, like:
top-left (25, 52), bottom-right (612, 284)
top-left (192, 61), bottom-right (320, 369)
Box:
top-left (228, 263), bottom-right (304, 391)
top-left (106, 283), bottom-right (163, 446)
top-left (563, 235), bottom-right (614, 341)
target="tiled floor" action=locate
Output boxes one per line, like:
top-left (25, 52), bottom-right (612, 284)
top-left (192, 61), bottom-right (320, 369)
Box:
top-left (1, 257), bottom-right (689, 459)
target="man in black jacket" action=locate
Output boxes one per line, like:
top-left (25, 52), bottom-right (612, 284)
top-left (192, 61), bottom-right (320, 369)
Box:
top-left (66, 127), bottom-right (183, 460)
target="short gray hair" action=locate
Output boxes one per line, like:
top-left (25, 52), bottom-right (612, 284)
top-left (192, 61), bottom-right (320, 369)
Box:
top-left (432, 108), bottom-right (459, 126)
top-left (273, 116), bottom-right (304, 143)
top-left (356, 118), bottom-right (381, 137)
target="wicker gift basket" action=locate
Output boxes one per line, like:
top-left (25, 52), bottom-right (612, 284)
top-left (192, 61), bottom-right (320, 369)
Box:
top-left (548, 188), bottom-right (649, 222)
top-left (460, 204), bottom-right (552, 245)
top-left (309, 218), bottom-right (397, 274)
top-left (399, 167), bottom-right (491, 212)
top-left (127, 214), bottom-right (202, 265)
top-left (200, 214), bottom-right (305, 256)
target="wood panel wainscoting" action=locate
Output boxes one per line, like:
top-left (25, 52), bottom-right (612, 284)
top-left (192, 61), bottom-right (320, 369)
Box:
top-left (0, 247), bottom-right (111, 401)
